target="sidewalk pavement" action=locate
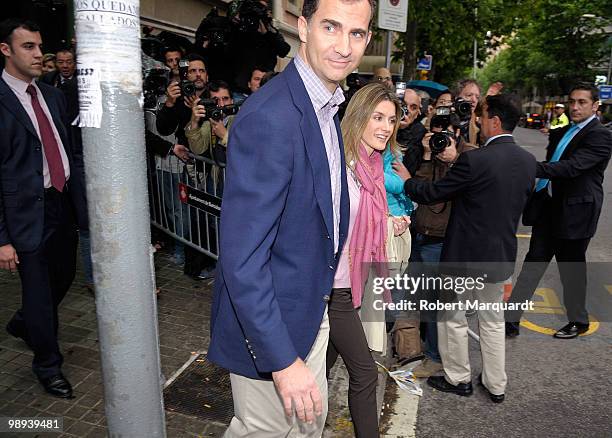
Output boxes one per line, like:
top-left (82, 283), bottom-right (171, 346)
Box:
top-left (0, 244), bottom-right (392, 437)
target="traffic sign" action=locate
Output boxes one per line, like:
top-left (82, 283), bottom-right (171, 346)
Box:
top-left (416, 55), bottom-right (432, 71)
top-left (599, 85), bottom-right (612, 100)
top-left (377, 0), bottom-right (408, 32)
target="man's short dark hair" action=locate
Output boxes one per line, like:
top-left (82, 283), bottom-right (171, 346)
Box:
top-left (485, 94), bottom-right (522, 132)
top-left (209, 79), bottom-right (231, 95)
top-left (302, 0), bottom-right (376, 24)
top-left (162, 46), bottom-right (183, 58)
top-left (453, 78), bottom-right (481, 96)
top-left (569, 83), bottom-right (599, 102)
top-left (0, 18), bottom-right (40, 46)
top-left (186, 53), bottom-right (206, 66)
top-left (56, 48), bottom-right (74, 58)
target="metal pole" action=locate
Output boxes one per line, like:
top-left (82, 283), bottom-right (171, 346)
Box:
top-left (74, 1), bottom-right (166, 436)
top-left (607, 46), bottom-right (612, 85)
top-left (385, 30), bottom-right (393, 69)
top-left (472, 39), bottom-right (478, 79)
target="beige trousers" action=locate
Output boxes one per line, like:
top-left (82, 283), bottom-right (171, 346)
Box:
top-left (224, 310), bottom-right (330, 437)
top-left (437, 279), bottom-right (508, 395)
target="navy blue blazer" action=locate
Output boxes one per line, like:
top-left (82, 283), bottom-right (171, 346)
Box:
top-left (0, 75), bottom-right (88, 252)
top-left (207, 61), bottom-right (350, 379)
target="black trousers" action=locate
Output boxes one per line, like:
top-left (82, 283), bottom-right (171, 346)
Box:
top-left (8, 188), bottom-right (78, 379)
top-left (326, 288), bottom-right (379, 438)
top-left (506, 219), bottom-right (590, 325)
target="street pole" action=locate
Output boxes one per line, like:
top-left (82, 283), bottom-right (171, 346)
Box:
top-left (607, 46), bottom-right (612, 85)
top-left (74, 1), bottom-right (166, 436)
top-left (473, 39), bottom-right (478, 79)
top-left (385, 31), bottom-right (393, 69)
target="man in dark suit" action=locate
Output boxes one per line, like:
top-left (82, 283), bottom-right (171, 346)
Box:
top-left (207, 0), bottom-right (373, 434)
top-left (506, 84), bottom-right (612, 339)
top-left (0, 18), bottom-right (87, 398)
top-left (39, 49), bottom-right (78, 122)
top-left (394, 93), bottom-right (536, 403)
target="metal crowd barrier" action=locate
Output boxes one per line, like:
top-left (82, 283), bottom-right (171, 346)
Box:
top-left (147, 150), bottom-right (225, 260)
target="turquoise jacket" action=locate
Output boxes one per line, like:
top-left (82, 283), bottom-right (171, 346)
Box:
top-left (383, 146), bottom-right (413, 216)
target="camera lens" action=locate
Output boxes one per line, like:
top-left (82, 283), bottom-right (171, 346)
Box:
top-left (429, 132), bottom-right (451, 155)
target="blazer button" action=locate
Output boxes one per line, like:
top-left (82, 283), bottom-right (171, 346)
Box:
top-left (37, 196), bottom-right (43, 201)
top-left (323, 294), bottom-right (330, 302)
top-left (328, 265), bottom-right (334, 270)
top-left (35, 147), bottom-right (41, 152)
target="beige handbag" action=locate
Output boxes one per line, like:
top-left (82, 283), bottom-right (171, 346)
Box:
top-left (386, 216), bottom-right (411, 269)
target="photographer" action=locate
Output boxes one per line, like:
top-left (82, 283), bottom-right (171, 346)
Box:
top-left (186, 80), bottom-right (237, 193)
top-left (398, 88), bottom-right (427, 174)
top-left (156, 53), bottom-right (209, 146)
top-left (402, 92), bottom-right (477, 379)
top-left (227, 0), bottom-right (290, 93)
top-left (454, 78), bottom-right (482, 146)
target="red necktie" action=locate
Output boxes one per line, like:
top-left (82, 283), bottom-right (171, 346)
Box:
top-left (26, 84), bottom-right (66, 191)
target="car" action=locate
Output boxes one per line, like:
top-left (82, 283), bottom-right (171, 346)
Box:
top-left (522, 112), bottom-right (545, 129)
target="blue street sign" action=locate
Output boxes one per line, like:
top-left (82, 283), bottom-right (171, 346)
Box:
top-left (599, 85), bottom-right (612, 100)
top-left (416, 55), bottom-right (432, 71)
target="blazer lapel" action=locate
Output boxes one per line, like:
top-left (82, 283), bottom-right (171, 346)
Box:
top-left (285, 62), bottom-right (334, 242)
top-left (0, 78), bottom-right (39, 139)
top-left (560, 118), bottom-right (598, 160)
top-left (335, 115), bottom-right (349, 250)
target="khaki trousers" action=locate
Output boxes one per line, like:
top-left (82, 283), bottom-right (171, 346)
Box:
top-left (437, 279), bottom-right (508, 395)
top-left (225, 309), bottom-right (329, 437)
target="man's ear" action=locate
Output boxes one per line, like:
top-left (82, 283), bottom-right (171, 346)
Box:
top-left (297, 16), bottom-right (308, 44)
top-left (0, 42), bottom-right (11, 58)
top-left (366, 30), bottom-right (372, 46)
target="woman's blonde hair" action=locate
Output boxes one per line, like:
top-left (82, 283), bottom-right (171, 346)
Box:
top-left (42, 53), bottom-right (56, 64)
top-left (341, 82), bottom-right (402, 168)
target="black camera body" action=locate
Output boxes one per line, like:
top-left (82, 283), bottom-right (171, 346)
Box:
top-left (197, 98), bottom-right (239, 121)
top-left (143, 68), bottom-right (169, 109)
top-left (178, 59), bottom-right (196, 98)
top-left (196, 8), bottom-right (231, 50)
top-left (429, 105), bottom-right (463, 155)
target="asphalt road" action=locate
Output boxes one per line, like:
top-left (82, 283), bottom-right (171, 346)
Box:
top-left (413, 127), bottom-right (612, 438)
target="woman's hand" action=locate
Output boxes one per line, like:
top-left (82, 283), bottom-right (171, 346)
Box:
top-left (391, 216), bottom-right (410, 236)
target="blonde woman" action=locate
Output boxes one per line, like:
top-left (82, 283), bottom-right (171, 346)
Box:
top-left (327, 83), bottom-right (405, 437)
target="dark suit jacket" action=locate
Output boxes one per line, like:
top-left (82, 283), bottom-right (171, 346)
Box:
top-left (0, 76), bottom-right (88, 252)
top-left (208, 61), bottom-right (350, 379)
top-left (40, 71), bottom-right (79, 122)
top-left (405, 136), bottom-right (536, 281)
top-left (536, 118), bottom-right (612, 239)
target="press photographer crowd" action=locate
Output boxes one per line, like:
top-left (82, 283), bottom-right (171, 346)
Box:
top-left (0, 0), bottom-right (611, 435)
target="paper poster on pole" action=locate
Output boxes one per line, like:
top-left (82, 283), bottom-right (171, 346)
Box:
top-left (74, 0), bottom-right (141, 92)
top-left (378, 0), bottom-right (409, 32)
top-left (73, 61), bottom-right (103, 128)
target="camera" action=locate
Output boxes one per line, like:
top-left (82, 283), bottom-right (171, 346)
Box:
top-left (429, 130), bottom-right (456, 155)
top-left (236, 0), bottom-right (272, 33)
top-left (178, 59), bottom-right (196, 97)
top-left (196, 8), bottom-right (231, 50)
top-left (143, 68), bottom-right (169, 109)
top-left (197, 98), bottom-right (239, 121)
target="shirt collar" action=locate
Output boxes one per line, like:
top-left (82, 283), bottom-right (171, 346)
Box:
top-left (484, 133), bottom-right (513, 147)
top-left (573, 114), bottom-right (596, 130)
top-left (294, 54), bottom-right (345, 113)
top-left (2, 69), bottom-right (35, 96)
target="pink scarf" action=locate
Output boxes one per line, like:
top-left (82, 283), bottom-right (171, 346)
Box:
top-left (349, 143), bottom-right (389, 308)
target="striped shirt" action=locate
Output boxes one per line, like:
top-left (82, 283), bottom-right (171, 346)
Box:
top-left (294, 55), bottom-right (345, 253)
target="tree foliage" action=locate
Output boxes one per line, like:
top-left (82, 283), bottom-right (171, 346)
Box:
top-left (390, 0), bottom-right (610, 94)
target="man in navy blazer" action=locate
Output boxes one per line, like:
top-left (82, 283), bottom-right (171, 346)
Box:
top-left (0, 19), bottom-right (87, 398)
top-left (207, 0), bottom-right (374, 434)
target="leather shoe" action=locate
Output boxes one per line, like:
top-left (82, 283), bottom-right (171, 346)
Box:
top-left (505, 321), bottom-right (520, 338)
top-left (478, 374), bottom-right (504, 403)
top-left (553, 322), bottom-right (589, 339)
top-left (427, 375), bottom-right (473, 397)
top-left (39, 374), bottom-right (73, 398)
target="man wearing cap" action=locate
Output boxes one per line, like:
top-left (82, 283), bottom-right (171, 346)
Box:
top-left (542, 103), bottom-right (569, 133)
